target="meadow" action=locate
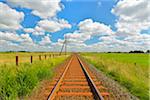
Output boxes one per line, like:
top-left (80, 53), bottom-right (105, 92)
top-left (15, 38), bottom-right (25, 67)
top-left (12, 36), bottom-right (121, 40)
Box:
top-left (82, 53), bottom-right (149, 100)
top-left (0, 52), bottom-right (68, 100)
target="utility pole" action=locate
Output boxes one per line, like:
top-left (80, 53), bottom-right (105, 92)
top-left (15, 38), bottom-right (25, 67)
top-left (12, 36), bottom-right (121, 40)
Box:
top-left (59, 36), bottom-right (67, 56)
top-left (65, 36), bottom-right (67, 55)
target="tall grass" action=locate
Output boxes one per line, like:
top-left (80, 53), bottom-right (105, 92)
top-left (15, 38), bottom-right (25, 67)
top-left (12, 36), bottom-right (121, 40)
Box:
top-left (82, 53), bottom-right (149, 100)
top-left (0, 56), bottom-right (67, 100)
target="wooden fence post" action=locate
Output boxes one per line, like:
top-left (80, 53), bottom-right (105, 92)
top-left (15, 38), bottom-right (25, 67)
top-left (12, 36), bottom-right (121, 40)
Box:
top-left (16, 56), bottom-right (18, 66)
top-left (31, 56), bottom-right (33, 63)
top-left (39, 55), bottom-right (41, 60)
top-left (45, 55), bottom-right (46, 59)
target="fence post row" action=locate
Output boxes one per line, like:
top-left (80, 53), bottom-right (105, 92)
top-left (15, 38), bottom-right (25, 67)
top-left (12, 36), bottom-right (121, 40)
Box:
top-left (15, 53), bottom-right (61, 66)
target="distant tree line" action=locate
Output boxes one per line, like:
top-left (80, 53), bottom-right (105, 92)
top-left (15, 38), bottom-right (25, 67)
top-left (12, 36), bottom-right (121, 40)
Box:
top-left (3, 51), bottom-right (29, 52)
top-left (107, 50), bottom-right (150, 53)
top-left (129, 50), bottom-right (150, 53)
top-left (146, 50), bottom-right (150, 53)
top-left (129, 50), bottom-right (144, 53)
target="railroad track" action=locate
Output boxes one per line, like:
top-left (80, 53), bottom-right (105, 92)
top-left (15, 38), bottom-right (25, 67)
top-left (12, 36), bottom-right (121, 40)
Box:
top-left (45, 54), bottom-right (113, 100)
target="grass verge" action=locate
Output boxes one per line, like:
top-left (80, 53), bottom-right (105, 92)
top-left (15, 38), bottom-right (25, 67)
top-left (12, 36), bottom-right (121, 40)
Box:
top-left (0, 56), bottom-right (67, 100)
top-left (82, 53), bottom-right (149, 100)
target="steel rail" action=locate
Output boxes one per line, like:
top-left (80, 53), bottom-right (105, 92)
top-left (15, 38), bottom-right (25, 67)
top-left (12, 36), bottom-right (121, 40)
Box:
top-left (47, 54), bottom-right (104, 100)
top-left (77, 55), bottom-right (104, 100)
top-left (47, 56), bottom-right (73, 100)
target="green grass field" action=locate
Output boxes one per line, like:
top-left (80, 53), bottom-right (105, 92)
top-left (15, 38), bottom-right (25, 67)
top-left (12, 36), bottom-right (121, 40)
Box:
top-left (82, 53), bottom-right (149, 100)
top-left (0, 52), bottom-right (68, 100)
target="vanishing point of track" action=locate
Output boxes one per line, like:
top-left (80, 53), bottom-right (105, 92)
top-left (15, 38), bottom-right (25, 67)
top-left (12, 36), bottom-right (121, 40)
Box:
top-left (46, 54), bottom-right (113, 100)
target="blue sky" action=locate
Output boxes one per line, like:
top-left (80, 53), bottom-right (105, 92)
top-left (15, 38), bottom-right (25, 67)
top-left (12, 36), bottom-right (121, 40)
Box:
top-left (15, 0), bottom-right (117, 42)
top-left (0, 0), bottom-right (149, 52)
top-left (55, 0), bottom-right (117, 42)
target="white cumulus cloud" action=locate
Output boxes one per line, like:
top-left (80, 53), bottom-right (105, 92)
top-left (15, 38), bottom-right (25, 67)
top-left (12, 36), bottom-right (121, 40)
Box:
top-left (0, 2), bottom-right (24, 31)
top-left (39, 35), bottom-right (51, 46)
top-left (38, 19), bottom-right (71, 33)
top-left (24, 27), bottom-right (45, 36)
top-left (7, 0), bottom-right (62, 19)
top-left (78, 19), bottom-right (114, 36)
top-left (0, 31), bottom-right (21, 41)
top-left (112, 0), bottom-right (150, 36)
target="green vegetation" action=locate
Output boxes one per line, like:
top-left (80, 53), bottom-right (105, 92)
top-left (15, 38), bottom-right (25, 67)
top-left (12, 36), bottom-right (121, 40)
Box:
top-left (0, 53), bottom-right (67, 100)
top-left (82, 53), bottom-right (149, 100)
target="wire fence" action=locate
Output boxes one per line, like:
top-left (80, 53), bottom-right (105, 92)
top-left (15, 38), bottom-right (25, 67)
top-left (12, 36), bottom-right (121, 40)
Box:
top-left (0, 52), bottom-right (67, 66)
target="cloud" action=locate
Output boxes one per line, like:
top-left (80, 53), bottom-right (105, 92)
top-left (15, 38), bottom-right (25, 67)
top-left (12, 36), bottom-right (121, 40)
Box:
top-left (39, 35), bottom-right (51, 45)
top-left (124, 34), bottom-right (150, 46)
top-left (0, 1), bottom-right (69, 51)
top-left (78, 19), bottom-right (114, 36)
top-left (7, 0), bottom-right (62, 19)
top-left (0, 32), bottom-right (41, 51)
top-left (0, 40), bottom-right (21, 51)
top-left (24, 18), bottom-right (71, 35)
top-left (20, 34), bottom-right (33, 43)
top-left (6, 0), bottom-right (71, 34)
top-left (23, 28), bottom-right (34, 33)
top-left (59, 19), bottom-right (116, 51)
top-left (63, 16), bottom-right (150, 52)
top-left (0, 31), bottom-right (21, 41)
top-left (112, 0), bottom-right (150, 36)
top-left (37, 19), bottom-right (71, 33)
top-left (0, 2), bottom-right (24, 31)
top-left (112, 0), bottom-right (149, 21)
top-left (0, 31), bottom-right (33, 43)
top-left (91, 0), bottom-right (150, 52)
top-left (1, 0), bottom-right (149, 52)
top-left (64, 19), bottom-right (114, 44)
top-left (65, 32), bottom-right (90, 44)
top-left (32, 32), bottom-right (45, 36)
top-left (24, 27), bottom-right (45, 35)
top-left (1, 33), bottom-right (53, 51)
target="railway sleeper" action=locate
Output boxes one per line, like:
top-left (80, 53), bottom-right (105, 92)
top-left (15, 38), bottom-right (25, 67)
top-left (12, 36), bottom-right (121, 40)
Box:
top-left (59, 88), bottom-right (91, 92)
top-left (54, 95), bottom-right (94, 100)
top-left (64, 79), bottom-right (99, 82)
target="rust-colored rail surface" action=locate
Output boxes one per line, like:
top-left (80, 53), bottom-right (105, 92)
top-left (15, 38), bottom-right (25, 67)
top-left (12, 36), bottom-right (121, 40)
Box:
top-left (46, 54), bottom-right (113, 100)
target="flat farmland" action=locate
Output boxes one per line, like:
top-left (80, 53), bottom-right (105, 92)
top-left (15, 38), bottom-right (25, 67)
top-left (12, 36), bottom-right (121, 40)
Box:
top-left (0, 52), bottom-right (61, 65)
top-left (82, 53), bottom-right (149, 100)
top-left (0, 52), bottom-right (68, 100)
